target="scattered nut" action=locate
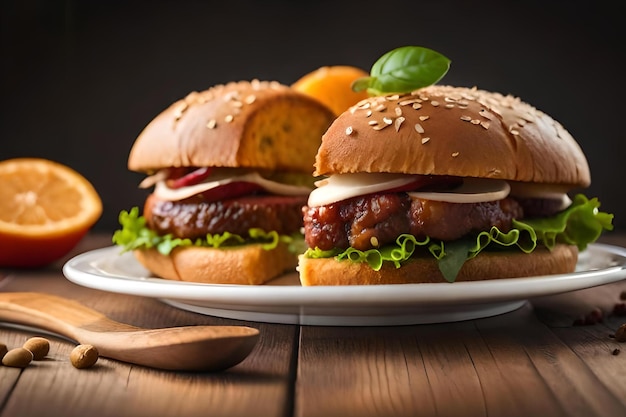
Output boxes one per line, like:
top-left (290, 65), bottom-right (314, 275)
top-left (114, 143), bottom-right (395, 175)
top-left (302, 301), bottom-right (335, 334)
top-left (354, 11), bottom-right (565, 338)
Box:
top-left (612, 302), bottom-right (626, 316)
top-left (0, 343), bottom-right (8, 359)
top-left (615, 324), bottom-right (626, 343)
top-left (23, 337), bottom-right (50, 360)
top-left (2, 347), bottom-right (33, 368)
top-left (573, 307), bottom-right (604, 326)
top-left (70, 344), bottom-right (99, 369)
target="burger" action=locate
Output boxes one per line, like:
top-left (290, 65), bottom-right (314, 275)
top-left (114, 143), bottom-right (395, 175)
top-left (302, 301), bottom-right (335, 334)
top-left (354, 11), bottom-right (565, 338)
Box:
top-left (298, 84), bottom-right (613, 285)
top-left (113, 80), bottom-right (336, 284)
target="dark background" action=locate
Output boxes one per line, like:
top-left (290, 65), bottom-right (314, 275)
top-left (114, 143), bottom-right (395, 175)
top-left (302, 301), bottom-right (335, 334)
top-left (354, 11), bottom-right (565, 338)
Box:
top-left (2, 0), bottom-right (624, 232)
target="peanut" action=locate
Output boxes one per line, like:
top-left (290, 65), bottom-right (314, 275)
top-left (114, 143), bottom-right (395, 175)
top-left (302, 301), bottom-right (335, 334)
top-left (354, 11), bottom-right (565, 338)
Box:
top-left (2, 347), bottom-right (33, 368)
top-left (23, 337), bottom-right (50, 360)
top-left (70, 344), bottom-right (99, 369)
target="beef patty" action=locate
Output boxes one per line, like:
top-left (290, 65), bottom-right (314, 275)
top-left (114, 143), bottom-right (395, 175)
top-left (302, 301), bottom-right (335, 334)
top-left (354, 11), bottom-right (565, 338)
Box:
top-left (144, 193), bottom-right (308, 239)
top-left (302, 193), bottom-right (555, 251)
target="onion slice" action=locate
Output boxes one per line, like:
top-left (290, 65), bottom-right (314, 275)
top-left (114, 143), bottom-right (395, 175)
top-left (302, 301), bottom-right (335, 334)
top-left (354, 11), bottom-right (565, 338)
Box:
top-left (407, 178), bottom-right (511, 203)
top-left (153, 172), bottom-right (312, 201)
top-left (307, 173), bottom-right (418, 207)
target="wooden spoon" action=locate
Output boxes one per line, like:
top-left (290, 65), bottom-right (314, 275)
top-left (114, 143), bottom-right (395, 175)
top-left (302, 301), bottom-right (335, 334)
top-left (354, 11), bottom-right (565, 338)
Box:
top-left (0, 292), bottom-right (259, 372)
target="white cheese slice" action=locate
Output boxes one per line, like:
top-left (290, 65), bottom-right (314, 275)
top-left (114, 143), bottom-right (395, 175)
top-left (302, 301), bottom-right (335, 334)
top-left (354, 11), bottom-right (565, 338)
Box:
top-left (408, 178), bottom-right (510, 203)
top-left (307, 173), bottom-right (418, 207)
top-left (153, 172), bottom-right (312, 201)
top-left (508, 182), bottom-right (572, 210)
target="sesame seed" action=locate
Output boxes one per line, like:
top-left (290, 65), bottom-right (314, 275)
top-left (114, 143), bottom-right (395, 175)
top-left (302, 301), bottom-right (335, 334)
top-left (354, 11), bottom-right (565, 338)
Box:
top-left (231, 100), bottom-right (243, 108)
top-left (460, 115), bottom-right (472, 122)
top-left (394, 107), bottom-right (402, 116)
top-left (173, 102), bottom-right (188, 119)
top-left (368, 120), bottom-right (378, 126)
top-left (373, 123), bottom-right (390, 131)
top-left (412, 103), bottom-right (422, 110)
top-left (365, 110), bottom-right (372, 117)
top-left (374, 104), bottom-right (386, 112)
top-left (480, 121), bottom-right (490, 129)
top-left (421, 137), bottom-right (430, 144)
top-left (370, 236), bottom-right (379, 247)
top-left (511, 130), bottom-right (520, 135)
top-left (383, 117), bottom-right (393, 125)
top-left (244, 94), bottom-right (256, 104)
top-left (445, 104), bottom-right (455, 109)
top-left (414, 123), bottom-right (425, 133)
top-left (419, 116), bottom-right (430, 121)
top-left (399, 98), bottom-right (421, 106)
top-left (206, 119), bottom-right (217, 129)
top-left (431, 100), bottom-right (440, 107)
top-left (394, 116), bottom-right (405, 131)
top-left (452, 152), bottom-right (460, 157)
top-left (386, 94), bottom-right (400, 101)
top-left (471, 119), bottom-right (481, 125)
top-left (345, 126), bottom-right (354, 135)
top-left (479, 109), bottom-right (493, 119)
top-left (225, 114), bottom-right (234, 123)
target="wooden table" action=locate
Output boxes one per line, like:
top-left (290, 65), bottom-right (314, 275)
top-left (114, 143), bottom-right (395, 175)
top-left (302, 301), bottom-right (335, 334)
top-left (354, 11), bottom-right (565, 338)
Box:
top-left (1, 233), bottom-right (625, 417)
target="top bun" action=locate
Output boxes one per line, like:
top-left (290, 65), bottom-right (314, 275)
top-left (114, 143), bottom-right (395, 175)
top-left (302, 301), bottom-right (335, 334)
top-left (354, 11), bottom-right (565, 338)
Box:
top-left (128, 80), bottom-right (336, 174)
top-left (314, 85), bottom-right (590, 187)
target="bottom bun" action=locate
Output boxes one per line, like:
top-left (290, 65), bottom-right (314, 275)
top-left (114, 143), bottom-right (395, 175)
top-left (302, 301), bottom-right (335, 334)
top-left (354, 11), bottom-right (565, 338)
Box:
top-left (133, 242), bottom-right (298, 285)
top-left (298, 244), bottom-right (578, 286)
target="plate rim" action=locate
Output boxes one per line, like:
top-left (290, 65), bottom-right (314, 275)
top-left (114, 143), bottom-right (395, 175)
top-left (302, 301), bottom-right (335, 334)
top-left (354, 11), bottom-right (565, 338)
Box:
top-left (62, 243), bottom-right (626, 308)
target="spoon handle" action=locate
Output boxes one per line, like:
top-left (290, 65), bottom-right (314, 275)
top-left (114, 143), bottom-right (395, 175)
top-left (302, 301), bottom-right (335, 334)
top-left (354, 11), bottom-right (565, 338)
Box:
top-left (0, 292), bottom-right (137, 340)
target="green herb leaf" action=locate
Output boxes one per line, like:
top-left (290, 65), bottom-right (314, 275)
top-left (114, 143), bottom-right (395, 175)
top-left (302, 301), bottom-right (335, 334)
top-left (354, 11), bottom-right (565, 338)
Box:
top-left (112, 207), bottom-right (304, 255)
top-left (352, 46), bottom-right (451, 95)
top-left (436, 239), bottom-right (474, 283)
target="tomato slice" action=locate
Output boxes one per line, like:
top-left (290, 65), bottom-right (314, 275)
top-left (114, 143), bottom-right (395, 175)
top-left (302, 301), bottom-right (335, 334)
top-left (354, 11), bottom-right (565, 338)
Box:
top-left (167, 167), bottom-right (213, 189)
top-left (198, 181), bottom-right (264, 202)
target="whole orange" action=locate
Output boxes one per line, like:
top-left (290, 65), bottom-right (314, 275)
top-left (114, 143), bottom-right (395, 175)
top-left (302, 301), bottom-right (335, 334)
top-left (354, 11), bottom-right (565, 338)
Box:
top-left (0, 158), bottom-right (102, 268)
top-left (292, 66), bottom-right (371, 116)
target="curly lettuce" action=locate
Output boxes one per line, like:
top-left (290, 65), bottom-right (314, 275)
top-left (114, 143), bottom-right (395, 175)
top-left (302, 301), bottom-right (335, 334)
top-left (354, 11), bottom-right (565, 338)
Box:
top-left (304, 194), bottom-right (614, 283)
top-left (112, 207), bottom-right (304, 256)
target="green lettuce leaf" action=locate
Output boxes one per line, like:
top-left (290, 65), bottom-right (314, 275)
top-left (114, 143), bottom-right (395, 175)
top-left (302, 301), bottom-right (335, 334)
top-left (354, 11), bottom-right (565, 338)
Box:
top-left (112, 207), bottom-right (302, 256)
top-left (303, 194), bottom-right (614, 282)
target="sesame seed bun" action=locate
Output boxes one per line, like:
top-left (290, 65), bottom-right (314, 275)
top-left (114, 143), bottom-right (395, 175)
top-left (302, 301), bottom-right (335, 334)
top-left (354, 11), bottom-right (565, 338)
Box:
top-left (299, 85), bottom-right (594, 286)
top-left (128, 80), bottom-right (336, 174)
top-left (314, 85), bottom-right (590, 188)
top-left (124, 80), bottom-right (336, 285)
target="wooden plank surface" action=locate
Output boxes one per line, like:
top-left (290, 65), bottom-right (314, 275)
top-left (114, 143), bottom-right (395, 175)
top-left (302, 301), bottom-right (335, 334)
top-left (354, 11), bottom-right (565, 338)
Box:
top-left (0, 236), bottom-right (297, 417)
top-left (295, 233), bottom-right (626, 417)
top-left (1, 234), bottom-right (626, 417)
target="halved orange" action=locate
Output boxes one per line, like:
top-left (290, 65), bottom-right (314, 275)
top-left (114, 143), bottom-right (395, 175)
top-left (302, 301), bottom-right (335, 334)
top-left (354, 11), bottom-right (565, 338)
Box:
top-left (292, 65), bottom-right (371, 116)
top-left (0, 158), bottom-right (102, 268)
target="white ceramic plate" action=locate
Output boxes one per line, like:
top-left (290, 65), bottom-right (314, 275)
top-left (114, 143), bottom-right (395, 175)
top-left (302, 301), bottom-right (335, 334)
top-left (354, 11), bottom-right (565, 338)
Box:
top-left (62, 243), bottom-right (626, 326)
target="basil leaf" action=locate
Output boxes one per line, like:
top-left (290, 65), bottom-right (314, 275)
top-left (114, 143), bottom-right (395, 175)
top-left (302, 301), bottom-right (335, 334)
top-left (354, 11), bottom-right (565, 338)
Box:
top-left (352, 46), bottom-right (451, 95)
top-left (437, 239), bottom-right (473, 283)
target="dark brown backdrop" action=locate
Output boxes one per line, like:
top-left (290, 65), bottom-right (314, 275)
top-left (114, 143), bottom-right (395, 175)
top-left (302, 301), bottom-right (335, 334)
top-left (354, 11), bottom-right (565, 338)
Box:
top-left (1, 0), bottom-right (624, 232)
